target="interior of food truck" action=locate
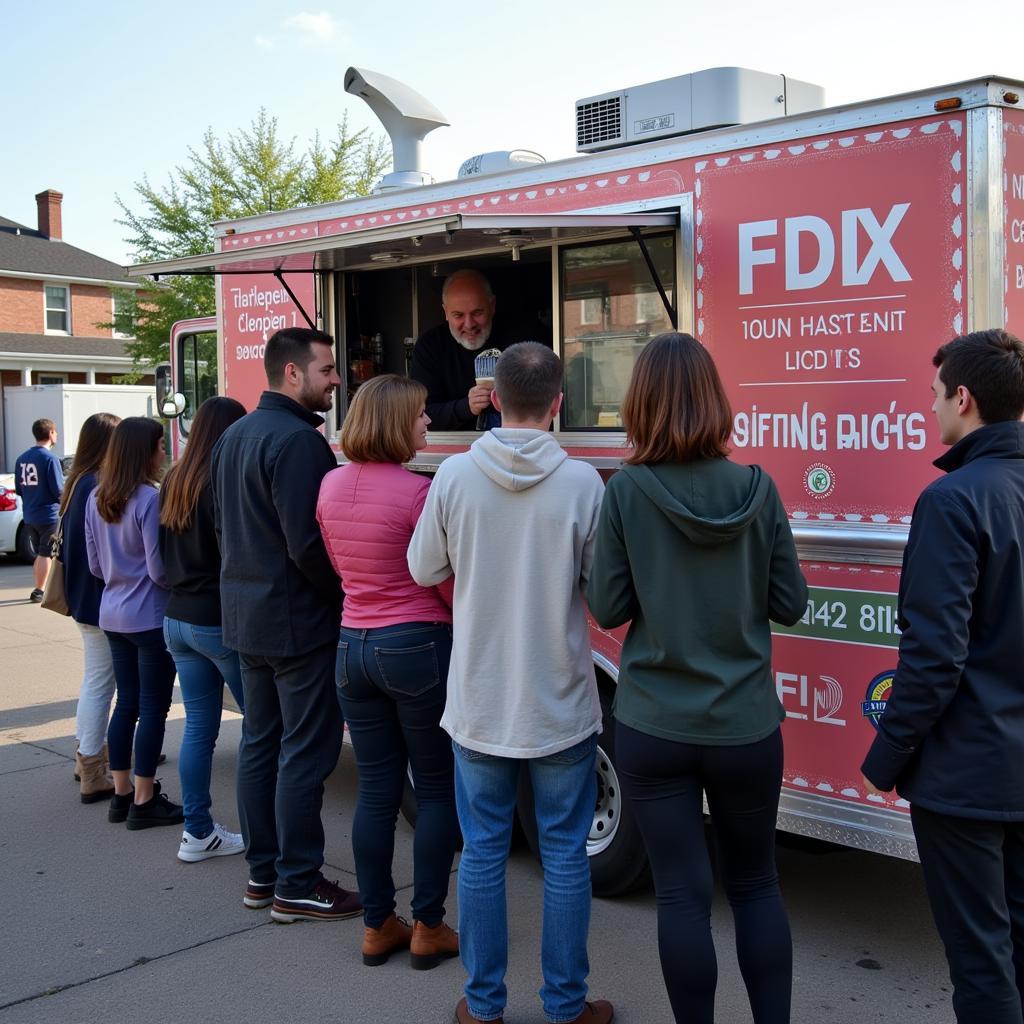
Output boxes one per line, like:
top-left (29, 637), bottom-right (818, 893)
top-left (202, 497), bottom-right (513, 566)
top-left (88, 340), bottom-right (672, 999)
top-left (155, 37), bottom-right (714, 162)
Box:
top-left (330, 222), bottom-right (679, 433)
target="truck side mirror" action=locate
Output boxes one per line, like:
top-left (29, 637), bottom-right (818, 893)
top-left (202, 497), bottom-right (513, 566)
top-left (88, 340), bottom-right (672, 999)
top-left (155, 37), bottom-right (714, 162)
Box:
top-left (155, 363), bottom-right (186, 419)
top-left (161, 393), bottom-right (187, 418)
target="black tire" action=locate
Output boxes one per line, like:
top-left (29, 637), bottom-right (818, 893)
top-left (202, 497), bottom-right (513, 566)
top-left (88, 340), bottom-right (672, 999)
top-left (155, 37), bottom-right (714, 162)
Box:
top-left (14, 523), bottom-right (35, 564)
top-left (516, 683), bottom-right (651, 898)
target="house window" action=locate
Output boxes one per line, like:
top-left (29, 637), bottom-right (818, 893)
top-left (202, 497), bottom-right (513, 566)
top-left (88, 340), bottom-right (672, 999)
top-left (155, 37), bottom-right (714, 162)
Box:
top-left (579, 295), bottom-right (604, 326)
top-left (112, 293), bottom-right (134, 339)
top-left (39, 374), bottom-right (67, 385)
top-left (635, 288), bottom-right (669, 323)
top-left (45, 285), bottom-right (70, 333)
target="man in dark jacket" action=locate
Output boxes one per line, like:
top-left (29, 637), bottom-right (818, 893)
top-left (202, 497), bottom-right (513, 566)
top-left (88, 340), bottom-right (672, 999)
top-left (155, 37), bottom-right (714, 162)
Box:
top-left (211, 327), bottom-right (360, 923)
top-left (862, 328), bottom-right (1024, 1024)
top-left (410, 269), bottom-right (518, 430)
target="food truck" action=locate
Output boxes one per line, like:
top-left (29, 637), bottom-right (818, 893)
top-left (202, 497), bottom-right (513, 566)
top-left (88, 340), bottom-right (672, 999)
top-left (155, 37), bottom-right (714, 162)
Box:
top-left (132, 66), bottom-right (1024, 894)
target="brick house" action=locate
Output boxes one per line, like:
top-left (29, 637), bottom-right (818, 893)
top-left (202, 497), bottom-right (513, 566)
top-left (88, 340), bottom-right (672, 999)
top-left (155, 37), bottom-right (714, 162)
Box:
top-left (0, 188), bottom-right (151, 399)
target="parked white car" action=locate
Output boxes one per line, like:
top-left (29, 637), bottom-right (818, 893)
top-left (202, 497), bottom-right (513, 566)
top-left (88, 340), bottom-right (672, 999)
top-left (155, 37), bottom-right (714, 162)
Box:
top-left (0, 473), bottom-right (33, 562)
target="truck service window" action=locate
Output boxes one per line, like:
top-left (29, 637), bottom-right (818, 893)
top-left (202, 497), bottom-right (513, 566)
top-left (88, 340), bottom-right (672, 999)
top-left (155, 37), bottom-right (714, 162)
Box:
top-left (560, 234), bottom-right (675, 429)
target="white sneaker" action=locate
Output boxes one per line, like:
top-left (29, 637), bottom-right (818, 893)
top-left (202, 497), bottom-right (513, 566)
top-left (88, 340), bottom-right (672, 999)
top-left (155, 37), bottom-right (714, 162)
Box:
top-left (177, 823), bottom-right (245, 862)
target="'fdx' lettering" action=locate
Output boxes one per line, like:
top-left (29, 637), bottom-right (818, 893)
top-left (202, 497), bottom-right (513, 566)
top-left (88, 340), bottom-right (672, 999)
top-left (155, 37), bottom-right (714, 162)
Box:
top-left (738, 204), bottom-right (912, 294)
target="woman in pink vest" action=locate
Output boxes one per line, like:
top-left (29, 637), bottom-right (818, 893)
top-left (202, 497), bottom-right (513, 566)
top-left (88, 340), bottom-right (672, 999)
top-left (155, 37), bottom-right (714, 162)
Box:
top-left (317, 374), bottom-right (458, 971)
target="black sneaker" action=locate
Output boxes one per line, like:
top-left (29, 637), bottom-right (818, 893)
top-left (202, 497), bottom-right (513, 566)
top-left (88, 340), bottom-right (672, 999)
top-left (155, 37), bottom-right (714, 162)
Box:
top-left (270, 878), bottom-right (362, 923)
top-left (108, 792), bottom-right (133, 823)
top-left (243, 880), bottom-right (276, 909)
top-left (30, 589), bottom-right (44, 603)
top-left (126, 792), bottom-right (184, 830)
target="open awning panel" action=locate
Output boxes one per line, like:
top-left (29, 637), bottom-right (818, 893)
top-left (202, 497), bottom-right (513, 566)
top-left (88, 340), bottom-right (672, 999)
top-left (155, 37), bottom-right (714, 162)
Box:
top-left (125, 212), bottom-right (679, 279)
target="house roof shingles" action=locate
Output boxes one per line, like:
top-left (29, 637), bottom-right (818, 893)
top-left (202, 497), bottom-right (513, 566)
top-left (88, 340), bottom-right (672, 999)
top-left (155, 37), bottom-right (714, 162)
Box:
top-left (0, 216), bottom-right (129, 283)
top-left (0, 332), bottom-right (132, 358)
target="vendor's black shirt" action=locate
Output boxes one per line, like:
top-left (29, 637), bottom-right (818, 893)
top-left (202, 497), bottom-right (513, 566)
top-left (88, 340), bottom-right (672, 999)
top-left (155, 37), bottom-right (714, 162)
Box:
top-left (410, 322), bottom-right (518, 430)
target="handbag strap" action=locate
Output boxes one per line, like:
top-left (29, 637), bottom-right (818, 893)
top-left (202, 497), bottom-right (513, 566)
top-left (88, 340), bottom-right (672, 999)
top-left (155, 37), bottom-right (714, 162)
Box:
top-left (52, 472), bottom-right (83, 553)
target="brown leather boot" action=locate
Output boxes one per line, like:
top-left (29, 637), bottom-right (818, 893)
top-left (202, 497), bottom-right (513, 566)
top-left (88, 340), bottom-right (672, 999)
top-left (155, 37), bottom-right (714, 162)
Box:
top-left (362, 913), bottom-right (412, 966)
top-left (549, 1000), bottom-right (615, 1024)
top-left (79, 752), bottom-right (115, 804)
top-left (74, 749), bottom-right (83, 783)
top-left (411, 919), bottom-right (459, 970)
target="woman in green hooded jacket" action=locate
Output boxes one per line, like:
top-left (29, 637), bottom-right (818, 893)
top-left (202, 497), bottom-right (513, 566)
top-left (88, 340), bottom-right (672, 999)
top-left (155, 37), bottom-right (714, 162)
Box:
top-left (587, 332), bottom-right (807, 1024)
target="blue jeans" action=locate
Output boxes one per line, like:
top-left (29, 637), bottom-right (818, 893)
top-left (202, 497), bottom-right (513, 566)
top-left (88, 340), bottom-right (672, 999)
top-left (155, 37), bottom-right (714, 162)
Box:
top-left (105, 627), bottom-right (176, 777)
top-left (163, 617), bottom-right (245, 839)
top-left (337, 622), bottom-right (457, 928)
top-left (454, 733), bottom-right (598, 1023)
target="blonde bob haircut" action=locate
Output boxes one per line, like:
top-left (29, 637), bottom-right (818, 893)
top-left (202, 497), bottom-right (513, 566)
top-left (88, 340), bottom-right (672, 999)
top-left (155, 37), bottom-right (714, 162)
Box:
top-left (340, 374), bottom-right (428, 464)
top-left (622, 332), bottom-right (732, 465)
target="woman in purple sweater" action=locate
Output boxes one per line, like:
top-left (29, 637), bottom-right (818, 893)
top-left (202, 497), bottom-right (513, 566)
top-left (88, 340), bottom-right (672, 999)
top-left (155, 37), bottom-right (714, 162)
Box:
top-left (86, 417), bottom-right (181, 830)
top-left (317, 375), bottom-right (458, 971)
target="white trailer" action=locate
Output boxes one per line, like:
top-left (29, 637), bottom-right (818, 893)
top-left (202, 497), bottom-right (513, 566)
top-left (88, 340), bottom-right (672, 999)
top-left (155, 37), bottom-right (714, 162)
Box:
top-left (3, 384), bottom-right (156, 471)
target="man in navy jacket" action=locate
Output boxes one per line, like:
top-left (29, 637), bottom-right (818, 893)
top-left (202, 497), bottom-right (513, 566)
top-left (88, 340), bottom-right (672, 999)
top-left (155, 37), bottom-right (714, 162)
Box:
top-left (862, 329), bottom-right (1024, 1024)
top-left (212, 327), bottom-right (360, 924)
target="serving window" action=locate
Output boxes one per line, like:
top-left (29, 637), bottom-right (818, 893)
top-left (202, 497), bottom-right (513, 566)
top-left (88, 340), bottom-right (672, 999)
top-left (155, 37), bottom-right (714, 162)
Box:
top-left (560, 234), bottom-right (675, 430)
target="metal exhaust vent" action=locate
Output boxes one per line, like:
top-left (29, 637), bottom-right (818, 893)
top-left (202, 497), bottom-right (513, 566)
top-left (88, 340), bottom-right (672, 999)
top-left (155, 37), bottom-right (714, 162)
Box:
top-left (576, 93), bottom-right (623, 150)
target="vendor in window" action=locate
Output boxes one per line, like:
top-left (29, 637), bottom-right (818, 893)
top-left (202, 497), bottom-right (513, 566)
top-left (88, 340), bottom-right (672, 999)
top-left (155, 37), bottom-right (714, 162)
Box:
top-left (410, 269), bottom-right (522, 430)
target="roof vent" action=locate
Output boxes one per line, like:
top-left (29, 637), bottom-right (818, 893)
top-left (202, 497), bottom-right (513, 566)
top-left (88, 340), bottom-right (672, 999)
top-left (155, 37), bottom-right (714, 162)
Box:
top-left (457, 150), bottom-right (546, 179)
top-left (576, 67), bottom-right (824, 153)
top-left (344, 67), bottom-right (449, 191)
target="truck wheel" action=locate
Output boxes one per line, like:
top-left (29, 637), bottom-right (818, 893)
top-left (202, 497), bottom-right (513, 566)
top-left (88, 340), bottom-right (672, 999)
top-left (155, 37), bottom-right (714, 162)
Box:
top-left (516, 684), bottom-right (651, 897)
top-left (15, 524), bottom-right (35, 564)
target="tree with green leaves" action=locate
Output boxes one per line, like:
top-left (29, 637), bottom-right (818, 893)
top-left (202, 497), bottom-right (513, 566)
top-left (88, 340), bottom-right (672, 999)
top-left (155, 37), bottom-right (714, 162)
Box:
top-left (110, 110), bottom-right (389, 377)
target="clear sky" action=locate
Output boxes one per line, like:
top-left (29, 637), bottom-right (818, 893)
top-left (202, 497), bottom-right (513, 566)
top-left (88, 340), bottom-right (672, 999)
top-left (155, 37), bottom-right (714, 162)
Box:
top-left (3, 0), bottom-right (1021, 264)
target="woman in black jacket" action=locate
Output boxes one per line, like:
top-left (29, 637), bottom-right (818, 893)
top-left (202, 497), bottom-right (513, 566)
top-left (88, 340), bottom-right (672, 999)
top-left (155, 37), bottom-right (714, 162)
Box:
top-left (62, 412), bottom-right (121, 802)
top-left (159, 397), bottom-right (246, 862)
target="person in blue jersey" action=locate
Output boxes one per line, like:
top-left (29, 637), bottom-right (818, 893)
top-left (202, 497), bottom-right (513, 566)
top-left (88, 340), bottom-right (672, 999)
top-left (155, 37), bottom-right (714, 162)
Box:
top-left (14, 417), bottom-right (65, 602)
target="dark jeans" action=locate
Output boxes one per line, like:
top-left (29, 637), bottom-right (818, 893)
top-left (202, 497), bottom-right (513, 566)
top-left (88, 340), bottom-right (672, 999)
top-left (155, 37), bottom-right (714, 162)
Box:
top-left (615, 721), bottom-right (792, 1024)
top-left (237, 643), bottom-right (343, 898)
top-left (105, 627), bottom-right (176, 777)
top-left (912, 805), bottom-right (1024, 1024)
top-left (337, 622), bottom-right (457, 929)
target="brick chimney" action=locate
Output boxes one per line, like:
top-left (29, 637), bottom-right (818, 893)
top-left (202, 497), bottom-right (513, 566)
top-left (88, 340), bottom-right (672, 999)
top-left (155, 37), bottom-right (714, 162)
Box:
top-left (35, 189), bottom-right (63, 241)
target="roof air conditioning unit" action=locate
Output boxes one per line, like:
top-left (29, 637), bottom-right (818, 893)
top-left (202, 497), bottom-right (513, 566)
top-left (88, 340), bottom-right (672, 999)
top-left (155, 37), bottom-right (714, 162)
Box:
top-left (575, 67), bottom-right (824, 153)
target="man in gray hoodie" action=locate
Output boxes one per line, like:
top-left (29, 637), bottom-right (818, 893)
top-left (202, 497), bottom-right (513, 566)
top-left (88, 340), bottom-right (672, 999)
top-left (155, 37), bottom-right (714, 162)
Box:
top-left (409, 343), bottom-right (611, 1024)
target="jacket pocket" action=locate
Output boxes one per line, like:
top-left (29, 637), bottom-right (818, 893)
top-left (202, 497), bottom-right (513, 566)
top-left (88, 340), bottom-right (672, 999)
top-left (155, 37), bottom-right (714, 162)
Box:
top-left (374, 642), bottom-right (440, 698)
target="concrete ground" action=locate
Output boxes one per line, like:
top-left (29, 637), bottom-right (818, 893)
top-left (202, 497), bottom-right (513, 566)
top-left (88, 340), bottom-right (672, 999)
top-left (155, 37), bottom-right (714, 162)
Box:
top-left (0, 559), bottom-right (952, 1023)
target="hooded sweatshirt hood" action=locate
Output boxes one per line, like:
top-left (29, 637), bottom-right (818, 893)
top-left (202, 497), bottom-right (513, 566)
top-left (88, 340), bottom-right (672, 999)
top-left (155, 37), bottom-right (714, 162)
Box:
top-left (621, 462), bottom-right (771, 546)
top-left (470, 428), bottom-right (568, 492)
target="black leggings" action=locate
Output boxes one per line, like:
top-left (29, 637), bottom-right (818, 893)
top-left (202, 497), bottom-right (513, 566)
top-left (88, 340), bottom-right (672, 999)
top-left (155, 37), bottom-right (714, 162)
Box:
top-left (615, 721), bottom-right (791, 1024)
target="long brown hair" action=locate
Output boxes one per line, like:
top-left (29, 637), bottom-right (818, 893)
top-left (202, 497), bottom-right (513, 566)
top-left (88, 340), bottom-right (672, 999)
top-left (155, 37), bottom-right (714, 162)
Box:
top-left (160, 397), bottom-right (246, 532)
top-left (59, 412), bottom-right (120, 515)
top-left (94, 417), bottom-right (165, 523)
top-left (622, 332), bottom-right (732, 465)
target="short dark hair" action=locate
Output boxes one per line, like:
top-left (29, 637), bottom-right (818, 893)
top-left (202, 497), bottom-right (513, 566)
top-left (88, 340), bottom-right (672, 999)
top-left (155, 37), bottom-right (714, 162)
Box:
top-left (494, 342), bottom-right (562, 420)
top-left (32, 418), bottom-right (56, 441)
top-left (933, 329), bottom-right (1024, 423)
top-left (264, 327), bottom-right (335, 388)
top-left (622, 332), bottom-right (732, 464)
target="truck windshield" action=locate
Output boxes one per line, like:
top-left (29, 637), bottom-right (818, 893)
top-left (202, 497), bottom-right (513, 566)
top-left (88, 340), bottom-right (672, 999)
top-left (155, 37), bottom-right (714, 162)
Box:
top-left (178, 331), bottom-right (218, 437)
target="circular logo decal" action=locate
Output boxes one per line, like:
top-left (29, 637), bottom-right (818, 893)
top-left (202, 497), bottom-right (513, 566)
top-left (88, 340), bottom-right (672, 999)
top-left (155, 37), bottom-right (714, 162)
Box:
top-left (861, 671), bottom-right (895, 730)
top-left (803, 462), bottom-right (836, 499)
